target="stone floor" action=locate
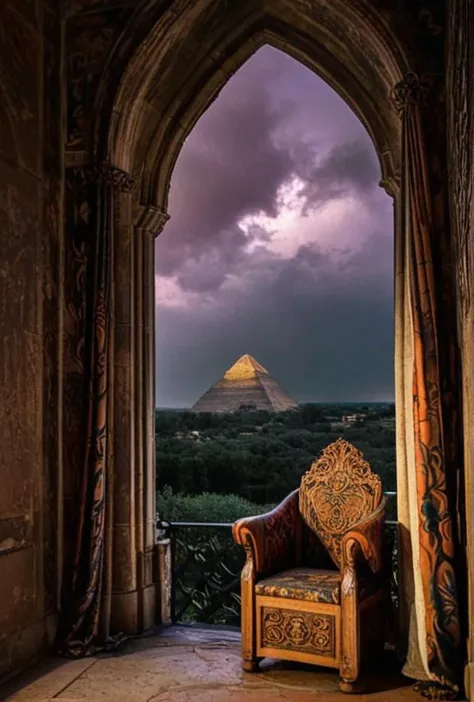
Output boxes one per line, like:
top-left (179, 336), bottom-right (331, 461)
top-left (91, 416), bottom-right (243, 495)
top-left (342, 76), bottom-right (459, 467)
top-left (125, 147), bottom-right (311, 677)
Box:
top-left (0, 626), bottom-right (428, 702)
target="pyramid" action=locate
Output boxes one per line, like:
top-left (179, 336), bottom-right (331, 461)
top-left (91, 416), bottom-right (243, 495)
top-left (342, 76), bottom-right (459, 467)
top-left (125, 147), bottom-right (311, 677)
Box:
top-left (191, 354), bottom-right (299, 413)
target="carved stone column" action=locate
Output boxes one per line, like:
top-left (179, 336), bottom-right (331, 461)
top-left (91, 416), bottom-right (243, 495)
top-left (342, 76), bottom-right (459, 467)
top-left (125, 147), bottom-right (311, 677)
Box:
top-left (109, 180), bottom-right (138, 633)
top-left (134, 205), bottom-right (169, 630)
top-left (109, 193), bottom-right (169, 634)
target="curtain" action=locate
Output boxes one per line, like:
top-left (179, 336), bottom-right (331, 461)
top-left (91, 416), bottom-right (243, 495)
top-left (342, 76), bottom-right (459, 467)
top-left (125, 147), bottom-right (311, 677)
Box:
top-left (394, 73), bottom-right (463, 700)
top-left (58, 162), bottom-right (133, 656)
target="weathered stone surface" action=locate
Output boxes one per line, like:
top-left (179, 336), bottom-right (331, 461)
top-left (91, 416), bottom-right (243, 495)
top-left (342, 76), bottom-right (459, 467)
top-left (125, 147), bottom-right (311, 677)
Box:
top-left (0, 619), bottom-right (48, 682)
top-left (0, 4), bottom-right (42, 175)
top-left (112, 524), bottom-right (137, 592)
top-left (0, 518), bottom-right (34, 556)
top-left (0, 164), bottom-right (41, 335)
top-left (0, 548), bottom-right (37, 636)
top-left (0, 0), bottom-right (63, 685)
top-left (0, 627), bottom-right (423, 701)
top-left (9, 0), bottom-right (43, 30)
top-left (1, 657), bottom-right (97, 700)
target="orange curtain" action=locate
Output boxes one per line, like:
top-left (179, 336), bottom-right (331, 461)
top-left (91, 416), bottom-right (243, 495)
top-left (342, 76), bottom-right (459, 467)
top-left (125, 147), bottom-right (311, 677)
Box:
top-left (393, 73), bottom-right (463, 700)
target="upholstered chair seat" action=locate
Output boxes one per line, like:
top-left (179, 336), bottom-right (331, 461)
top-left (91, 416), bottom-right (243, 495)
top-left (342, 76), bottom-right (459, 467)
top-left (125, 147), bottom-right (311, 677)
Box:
top-left (233, 438), bottom-right (387, 693)
top-left (255, 567), bottom-right (380, 605)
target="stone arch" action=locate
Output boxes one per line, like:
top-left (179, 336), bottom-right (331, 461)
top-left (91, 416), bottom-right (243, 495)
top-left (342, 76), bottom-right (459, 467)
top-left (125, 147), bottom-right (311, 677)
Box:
top-left (100, 0), bottom-right (410, 211)
top-left (95, 0), bottom-right (411, 636)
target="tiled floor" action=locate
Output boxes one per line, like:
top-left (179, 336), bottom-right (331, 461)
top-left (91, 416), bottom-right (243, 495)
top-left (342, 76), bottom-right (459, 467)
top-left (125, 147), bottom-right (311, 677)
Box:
top-left (0, 626), bottom-right (427, 702)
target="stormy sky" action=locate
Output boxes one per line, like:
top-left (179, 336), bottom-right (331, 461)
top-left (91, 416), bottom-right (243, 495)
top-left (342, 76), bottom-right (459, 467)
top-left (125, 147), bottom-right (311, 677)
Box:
top-left (155, 46), bottom-right (394, 408)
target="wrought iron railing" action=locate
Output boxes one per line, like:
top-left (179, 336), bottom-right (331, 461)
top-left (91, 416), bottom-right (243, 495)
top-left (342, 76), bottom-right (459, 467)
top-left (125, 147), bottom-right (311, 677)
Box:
top-left (157, 491), bottom-right (398, 627)
top-left (157, 520), bottom-right (244, 626)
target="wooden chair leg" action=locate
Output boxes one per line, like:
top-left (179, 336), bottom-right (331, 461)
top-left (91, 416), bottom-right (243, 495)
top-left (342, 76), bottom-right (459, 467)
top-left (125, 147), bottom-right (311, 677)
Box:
top-left (242, 657), bottom-right (261, 672)
top-left (340, 579), bottom-right (361, 694)
top-left (339, 679), bottom-right (366, 694)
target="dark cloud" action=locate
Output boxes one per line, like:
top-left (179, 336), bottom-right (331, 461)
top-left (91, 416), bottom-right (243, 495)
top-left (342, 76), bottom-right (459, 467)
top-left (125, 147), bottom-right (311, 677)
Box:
top-left (155, 46), bottom-right (394, 407)
top-left (296, 140), bottom-right (381, 213)
top-left (156, 230), bottom-right (393, 407)
top-left (156, 61), bottom-right (295, 281)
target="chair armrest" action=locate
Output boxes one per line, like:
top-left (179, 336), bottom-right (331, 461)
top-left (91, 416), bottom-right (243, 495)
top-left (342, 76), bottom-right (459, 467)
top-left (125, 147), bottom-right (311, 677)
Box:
top-left (233, 489), bottom-right (301, 577)
top-left (341, 497), bottom-right (387, 576)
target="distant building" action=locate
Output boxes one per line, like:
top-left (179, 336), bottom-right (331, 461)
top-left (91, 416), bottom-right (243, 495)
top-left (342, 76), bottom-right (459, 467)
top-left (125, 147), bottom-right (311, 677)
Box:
top-left (343, 414), bottom-right (360, 424)
top-left (191, 354), bottom-right (299, 413)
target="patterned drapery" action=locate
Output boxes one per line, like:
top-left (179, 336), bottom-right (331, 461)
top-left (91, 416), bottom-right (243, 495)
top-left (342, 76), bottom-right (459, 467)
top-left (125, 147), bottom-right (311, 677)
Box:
top-left (393, 73), bottom-right (463, 700)
top-left (58, 162), bottom-right (134, 656)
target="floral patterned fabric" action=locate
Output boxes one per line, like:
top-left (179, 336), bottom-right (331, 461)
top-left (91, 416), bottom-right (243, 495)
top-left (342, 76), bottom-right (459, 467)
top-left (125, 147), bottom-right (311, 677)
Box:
top-left (256, 568), bottom-right (340, 603)
top-left (392, 72), bottom-right (463, 699)
top-left (255, 567), bottom-right (378, 604)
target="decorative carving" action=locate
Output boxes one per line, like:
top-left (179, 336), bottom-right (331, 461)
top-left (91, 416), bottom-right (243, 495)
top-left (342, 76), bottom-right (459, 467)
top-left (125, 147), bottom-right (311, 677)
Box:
top-left (341, 653), bottom-right (353, 679)
top-left (68, 161), bottom-right (135, 192)
top-left (98, 160), bottom-right (135, 191)
top-left (390, 72), bottom-right (433, 113)
top-left (241, 535), bottom-right (255, 583)
top-left (135, 205), bottom-right (170, 237)
top-left (299, 439), bottom-right (382, 567)
top-left (66, 9), bottom-right (133, 154)
top-left (261, 607), bottom-right (335, 657)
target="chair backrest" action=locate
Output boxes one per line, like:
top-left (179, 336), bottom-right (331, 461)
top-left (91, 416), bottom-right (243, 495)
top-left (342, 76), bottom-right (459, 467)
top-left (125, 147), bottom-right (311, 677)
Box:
top-left (299, 438), bottom-right (383, 568)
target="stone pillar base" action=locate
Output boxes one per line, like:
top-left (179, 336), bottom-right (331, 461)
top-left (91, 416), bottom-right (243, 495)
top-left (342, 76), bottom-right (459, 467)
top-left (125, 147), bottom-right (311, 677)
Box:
top-left (110, 584), bottom-right (158, 634)
top-left (157, 539), bottom-right (172, 624)
top-left (141, 584), bottom-right (157, 630)
top-left (110, 591), bottom-right (139, 634)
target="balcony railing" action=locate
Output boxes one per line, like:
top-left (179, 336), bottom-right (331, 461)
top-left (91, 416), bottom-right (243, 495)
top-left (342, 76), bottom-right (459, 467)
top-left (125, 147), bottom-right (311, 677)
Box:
top-left (157, 491), bottom-right (398, 627)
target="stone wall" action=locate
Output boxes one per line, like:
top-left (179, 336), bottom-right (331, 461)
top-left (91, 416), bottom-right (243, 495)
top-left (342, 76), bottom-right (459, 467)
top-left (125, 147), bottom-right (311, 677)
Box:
top-left (0, 0), bottom-right (64, 682)
top-left (447, 0), bottom-right (474, 695)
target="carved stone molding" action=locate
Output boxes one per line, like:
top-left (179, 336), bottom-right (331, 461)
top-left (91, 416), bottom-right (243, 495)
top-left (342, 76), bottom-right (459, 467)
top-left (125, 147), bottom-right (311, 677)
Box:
top-left (99, 161), bottom-right (135, 192)
top-left (379, 175), bottom-right (400, 199)
top-left (135, 205), bottom-right (170, 237)
top-left (103, 0), bottom-right (406, 214)
top-left (67, 161), bottom-right (136, 192)
top-left (390, 72), bottom-right (433, 112)
top-left (378, 150), bottom-right (400, 198)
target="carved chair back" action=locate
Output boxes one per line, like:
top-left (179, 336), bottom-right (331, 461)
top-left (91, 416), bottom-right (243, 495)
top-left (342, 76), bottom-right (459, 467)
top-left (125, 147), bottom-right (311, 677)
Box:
top-left (299, 438), bottom-right (383, 568)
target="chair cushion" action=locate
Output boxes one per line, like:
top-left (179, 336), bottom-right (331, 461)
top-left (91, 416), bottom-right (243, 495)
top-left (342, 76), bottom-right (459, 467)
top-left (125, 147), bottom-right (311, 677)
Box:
top-left (255, 567), bottom-right (379, 604)
top-left (256, 568), bottom-right (341, 604)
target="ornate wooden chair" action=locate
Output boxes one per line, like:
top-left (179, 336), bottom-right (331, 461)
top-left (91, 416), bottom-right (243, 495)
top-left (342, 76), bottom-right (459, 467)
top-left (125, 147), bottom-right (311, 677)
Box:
top-left (232, 438), bottom-right (387, 692)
